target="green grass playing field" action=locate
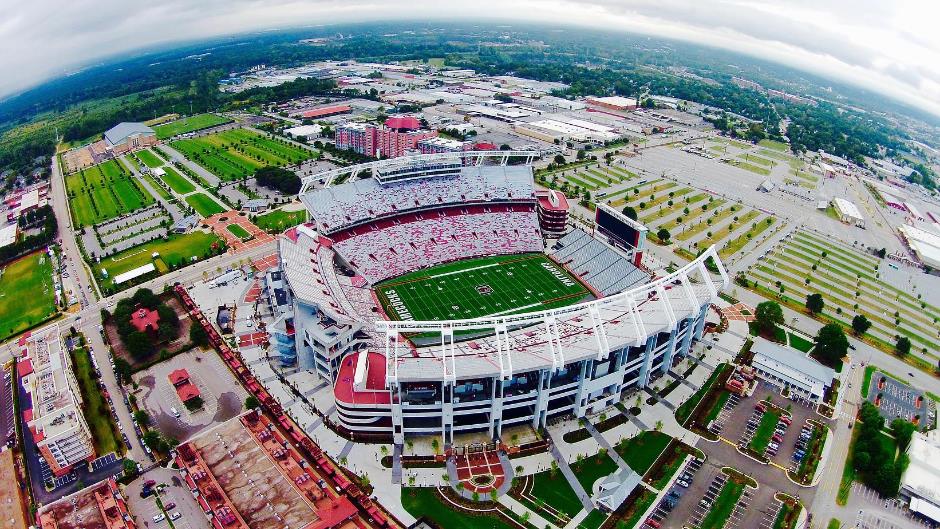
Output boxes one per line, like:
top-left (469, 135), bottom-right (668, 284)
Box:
top-left (186, 193), bottom-right (225, 217)
top-left (375, 253), bottom-right (591, 322)
top-left (171, 128), bottom-right (316, 181)
top-left (93, 232), bottom-right (222, 292)
top-left (0, 251), bottom-right (57, 340)
top-left (153, 113), bottom-right (232, 140)
top-left (136, 149), bottom-right (164, 169)
top-left (65, 159), bottom-right (155, 227)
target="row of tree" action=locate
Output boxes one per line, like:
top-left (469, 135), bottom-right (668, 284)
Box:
top-left (852, 401), bottom-right (913, 497)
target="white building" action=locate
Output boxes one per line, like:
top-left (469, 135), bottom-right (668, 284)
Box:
top-left (18, 331), bottom-right (96, 476)
top-left (901, 430), bottom-right (940, 523)
top-left (284, 124), bottom-right (323, 140)
top-left (833, 198), bottom-right (865, 227)
top-left (750, 337), bottom-right (835, 403)
top-left (0, 223), bottom-right (17, 248)
top-left (898, 224), bottom-right (940, 270)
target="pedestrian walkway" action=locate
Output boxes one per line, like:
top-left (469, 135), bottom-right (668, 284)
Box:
top-left (499, 494), bottom-right (560, 529)
top-left (583, 421), bottom-right (630, 472)
top-left (549, 442), bottom-right (595, 511)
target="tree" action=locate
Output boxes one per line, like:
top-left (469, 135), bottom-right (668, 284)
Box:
top-left (805, 293), bottom-right (824, 314)
top-left (143, 430), bottom-right (162, 452)
top-left (814, 323), bottom-right (849, 367)
top-left (657, 228), bottom-right (671, 243)
top-left (125, 331), bottom-right (154, 360)
top-left (133, 410), bottom-right (150, 427)
top-left (114, 357), bottom-right (132, 385)
top-left (895, 336), bottom-right (912, 357)
top-left (189, 324), bottom-right (209, 347)
top-left (754, 301), bottom-right (784, 336)
top-left (553, 154), bottom-right (566, 165)
top-left (890, 418), bottom-right (916, 451)
top-left (852, 314), bottom-right (872, 336)
top-left (122, 459), bottom-right (138, 478)
top-left (254, 166), bottom-right (301, 194)
top-left (622, 206), bottom-right (638, 220)
top-left (245, 395), bottom-right (260, 409)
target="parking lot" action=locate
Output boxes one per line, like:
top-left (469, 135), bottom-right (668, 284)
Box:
top-left (131, 348), bottom-right (247, 442)
top-left (126, 466), bottom-right (210, 529)
top-left (867, 371), bottom-right (936, 427)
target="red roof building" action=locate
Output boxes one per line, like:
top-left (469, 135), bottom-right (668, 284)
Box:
top-left (168, 369), bottom-right (201, 403)
top-left (383, 115), bottom-right (421, 130)
top-left (300, 105), bottom-right (351, 119)
top-left (130, 307), bottom-right (160, 333)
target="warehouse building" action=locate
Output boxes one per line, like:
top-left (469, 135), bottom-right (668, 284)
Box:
top-left (901, 429), bottom-right (940, 524)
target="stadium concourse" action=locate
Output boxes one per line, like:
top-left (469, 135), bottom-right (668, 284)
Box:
top-left (252, 151), bottom-right (730, 454)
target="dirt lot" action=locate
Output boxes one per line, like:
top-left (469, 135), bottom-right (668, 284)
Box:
top-left (131, 348), bottom-right (247, 442)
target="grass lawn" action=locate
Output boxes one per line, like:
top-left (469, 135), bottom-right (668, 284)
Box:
top-left (719, 217), bottom-right (776, 258)
top-left (738, 154), bottom-right (775, 167)
top-left (579, 509), bottom-right (608, 529)
top-left (788, 332), bottom-right (814, 353)
top-left (837, 428), bottom-right (860, 505)
top-left (254, 209), bottom-right (306, 232)
top-left (226, 223), bottom-right (251, 239)
top-left (186, 193), bottom-right (225, 217)
top-left (142, 174), bottom-right (173, 201)
top-left (137, 149), bottom-right (164, 169)
top-left (94, 232), bottom-right (222, 291)
top-left (71, 347), bottom-right (122, 455)
top-left (529, 471), bottom-right (583, 518)
top-left (615, 431), bottom-right (672, 475)
top-left (676, 363), bottom-right (730, 425)
top-left (749, 409), bottom-right (782, 454)
top-left (375, 253), bottom-right (591, 322)
top-left (699, 479), bottom-right (746, 529)
top-left (66, 159), bottom-right (155, 226)
top-left (571, 452), bottom-right (619, 493)
top-left (861, 365), bottom-right (876, 398)
top-left (401, 487), bottom-right (514, 529)
top-left (759, 139), bottom-right (789, 151)
top-left (153, 113), bottom-right (232, 139)
top-left (733, 160), bottom-right (772, 176)
top-left (704, 391), bottom-right (731, 425)
top-left (171, 128), bottom-right (315, 181)
top-left (160, 166), bottom-right (196, 194)
top-left (0, 251), bottom-right (57, 341)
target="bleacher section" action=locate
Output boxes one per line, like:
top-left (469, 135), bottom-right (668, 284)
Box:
top-left (302, 165), bottom-right (534, 234)
top-left (332, 204), bottom-right (542, 284)
top-left (551, 229), bottom-right (648, 296)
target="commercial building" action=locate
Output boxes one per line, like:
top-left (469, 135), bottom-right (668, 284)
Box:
top-left (0, 223), bottom-right (18, 248)
top-left (586, 96), bottom-right (638, 112)
top-left (300, 104), bottom-right (352, 120)
top-left (37, 478), bottom-right (135, 529)
top-left (536, 189), bottom-right (569, 235)
top-left (833, 198), bottom-right (865, 227)
top-left (103, 122), bottom-right (156, 155)
top-left (901, 429), bottom-right (940, 524)
top-left (750, 337), bottom-right (835, 403)
top-left (898, 224), bottom-right (940, 270)
top-left (334, 116), bottom-right (437, 158)
top-left (284, 124), bottom-right (323, 140)
top-left (18, 332), bottom-right (96, 477)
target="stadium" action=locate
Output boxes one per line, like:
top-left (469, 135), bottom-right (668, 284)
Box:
top-left (273, 151), bottom-right (728, 445)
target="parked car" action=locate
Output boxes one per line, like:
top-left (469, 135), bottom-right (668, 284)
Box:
top-left (152, 514), bottom-right (165, 523)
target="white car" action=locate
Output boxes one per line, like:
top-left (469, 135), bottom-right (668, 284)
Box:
top-left (152, 513), bottom-right (166, 523)
top-left (169, 512), bottom-right (182, 521)
top-left (170, 407), bottom-right (181, 418)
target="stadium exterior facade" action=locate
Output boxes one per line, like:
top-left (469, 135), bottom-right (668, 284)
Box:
top-left (276, 152), bottom-right (727, 444)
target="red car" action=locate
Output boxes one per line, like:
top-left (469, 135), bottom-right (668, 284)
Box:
top-left (143, 480), bottom-right (157, 488)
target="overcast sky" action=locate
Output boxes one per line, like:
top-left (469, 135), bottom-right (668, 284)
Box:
top-left (2, 0), bottom-right (939, 118)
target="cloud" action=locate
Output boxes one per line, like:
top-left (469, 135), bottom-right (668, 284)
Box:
top-left (1, 0), bottom-right (939, 117)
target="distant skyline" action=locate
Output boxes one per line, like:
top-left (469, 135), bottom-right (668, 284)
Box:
top-left (2, 1), bottom-right (939, 118)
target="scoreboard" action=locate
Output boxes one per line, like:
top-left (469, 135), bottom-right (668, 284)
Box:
top-left (595, 204), bottom-right (648, 266)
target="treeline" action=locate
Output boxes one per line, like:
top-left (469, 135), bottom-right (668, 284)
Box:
top-left (254, 166), bottom-right (301, 194)
top-left (0, 205), bottom-right (57, 265)
top-left (851, 401), bottom-right (913, 497)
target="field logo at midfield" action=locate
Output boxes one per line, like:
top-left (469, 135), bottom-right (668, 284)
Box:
top-left (476, 284), bottom-right (494, 295)
top-left (384, 289), bottom-right (413, 320)
top-left (541, 261), bottom-right (576, 287)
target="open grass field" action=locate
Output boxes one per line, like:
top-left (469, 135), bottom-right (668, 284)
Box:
top-left (65, 159), bottom-right (155, 226)
top-left (615, 431), bottom-right (671, 475)
top-left (186, 193), bottom-right (225, 217)
top-left (0, 251), bottom-right (57, 341)
top-left (375, 253), bottom-right (591, 322)
top-left (160, 166), bottom-right (196, 194)
top-left (759, 139), bottom-right (790, 151)
top-left (572, 451), bottom-right (619, 493)
top-left (171, 128), bottom-right (315, 181)
top-left (71, 347), bottom-right (122, 455)
top-left (528, 471), bottom-right (583, 518)
top-left (136, 149), bottom-right (164, 169)
top-left (142, 173), bottom-right (172, 200)
top-left (93, 232), bottom-right (222, 290)
top-left (254, 208), bottom-right (306, 232)
top-left (401, 488), bottom-right (514, 529)
top-left (153, 113), bottom-right (232, 139)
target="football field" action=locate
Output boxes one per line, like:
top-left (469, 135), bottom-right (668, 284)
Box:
top-left (375, 253), bottom-right (591, 322)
